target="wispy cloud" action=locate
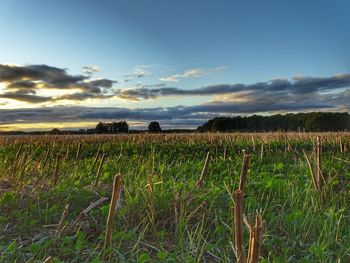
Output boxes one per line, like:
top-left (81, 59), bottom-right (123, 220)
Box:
top-left (82, 65), bottom-right (100, 75)
top-left (122, 65), bottom-right (151, 82)
top-left (159, 66), bottom-right (227, 82)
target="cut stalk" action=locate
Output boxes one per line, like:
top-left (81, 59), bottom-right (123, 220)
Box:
top-left (239, 152), bottom-right (250, 192)
top-left (94, 153), bottom-right (107, 186)
top-left (303, 150), bottom-right (318, 191)
top-left (316, 136), bottom-right (323, 190)
top-left (104, 174), bottom-right (122, 248)
top-left (55, 204), bottom-right (69, 238)
top-left (260, 143), bottom-right (264, 162)
top-left (43, 256), bottom-right (54, 263)
top-left (198, 151), bottom-right (210, 187)
top-left (234, 189), bottom-right (246, 263)
top-left (53, 155), bottom-right (61, 186)
top-left (76, 143), bottom-right (82, 159)
top-left (223, 146), bottom-right (227, 161)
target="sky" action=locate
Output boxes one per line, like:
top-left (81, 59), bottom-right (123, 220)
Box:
top-left (0, 0), bottom-right (350, 130)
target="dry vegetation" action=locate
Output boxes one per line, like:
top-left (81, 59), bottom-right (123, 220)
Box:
top-left (0, 132), bottom-right (350, 262)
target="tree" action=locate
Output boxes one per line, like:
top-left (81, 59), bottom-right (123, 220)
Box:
top-left (117, 121), bottom-right (129, 133)
top-left (197, 112), bottom-right (350, 132)
top-left (148, 122), bottom-right (162, 132)
top-left (95, 122), bottom-right (108, 133)
top-left (95, 121), bottom-right (129, 133)
top-left (50, 128), bottom-right (61, 134)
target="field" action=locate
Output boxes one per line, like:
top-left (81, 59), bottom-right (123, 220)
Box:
top-left (0, 133), bottom-right (349, 262)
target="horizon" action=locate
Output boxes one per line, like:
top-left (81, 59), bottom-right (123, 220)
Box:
top-left (1, 0), bottom-right (350, 131)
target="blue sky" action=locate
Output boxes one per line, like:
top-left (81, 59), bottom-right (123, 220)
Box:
top-left (0, 0), bottom-right (350, 130)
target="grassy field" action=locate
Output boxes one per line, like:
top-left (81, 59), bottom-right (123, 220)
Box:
top-left (0, 133), bottom-right (349, 262)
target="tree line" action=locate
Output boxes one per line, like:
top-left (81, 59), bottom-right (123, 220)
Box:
top-left (94, 121), bottom-right (162, 133)
top-left (197, 112), bottom-right (350, 132)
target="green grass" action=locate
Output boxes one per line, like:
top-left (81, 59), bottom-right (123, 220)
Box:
top-left (0, 133), bottom-right (349, 262)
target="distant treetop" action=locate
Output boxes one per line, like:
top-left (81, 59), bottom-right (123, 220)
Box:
top-left (148, 122), bottom-right (162, 132)
top-left (95, 121), bottom-right (129, 133)
top-left (197, 112), bottom-right (350, 132)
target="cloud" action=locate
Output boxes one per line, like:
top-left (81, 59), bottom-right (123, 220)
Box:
top-left (116, 73), bottom-right (350, 101)
top-left (1, 64), bottom-right (349, 128)
top-left (0, 64), bottom-right (86, 85)
top-left (160, 66), bottom-right (227, 82)
top-left (0, 93), bottom-right (52, 103)
top-left (0, 89), bottom-right (348, 129)
top-left (82, 65), bottom-right (100, 75)
top-left (86, 78), bottom-right (116, 89)
top-left (122, 65), bottom-right (151, 82)
top-left (0, 64), bottom-right (117, 103)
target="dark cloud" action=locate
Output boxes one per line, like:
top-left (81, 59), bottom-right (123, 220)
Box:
top-left (144, 83), bottom-right (166, 88)
top-left (6, 80), bottom-right (37, 90)
top-left (86, 79), bottom-right (116, 89)
top-left (0, 93), bottom-right (52, 103)
top-left (115, 74), bottom-right (350, 100)
top-left (0, 64), bottom-right (86, 85)
top-left (0, 64), bottom-right (117, 103)
top-left (0, 90), bottom-right (347, 128)
top-left (54, 92), bottom-right (114, 101)
top-left (1, 65), bottom-right (349, 128)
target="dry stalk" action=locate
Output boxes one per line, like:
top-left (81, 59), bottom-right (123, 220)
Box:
top-left (234, 189), bottom-right (246, 263)
top-left (147, 173), bottom-right (156, 227)
top-left (65, 144), bottom-right (70, 160)
top-left (243, 215), bottom-right (253, 259)
top-left (92, 147), bottom-right (101, 170)
top-left (232, 151), bottom-right (263, 263)
top-left (183, 152), bottom-right (211, 205)
top-left (303, 150), bottom-right (318, 190)
top-left (316, 136), bottom-right (323, 189)
top-left (43, 256), bottom-right (54, 263)
top-left (174, 190), bottom-right (180, 230)
top-left (13, 142), bottom-right (24, 172)
top-left (62, 197), bottom-right (108, 235)
top-left (53, 155), bottom-right (62, 186)
top-left (104, 174), bottom-right (122, 248)
top-left (55, 204), bottom-right (70, 238)
top-left (18, 153), bottom-right (28, 183)
top-left (228, 136), bottom-right (235, 154)
top-left (251, 136), bottom-right (256, 152)
top-left (247, 214), bottom-right (263, 263)
top-left (94, 153), bottom-right (107, 187)
top-left (239, 152), bottom-right (250, 192)
top-left (333, 157), bottom-right (350, 164)
top-left (260, 143), bottom-right (264, 162)
top-left (76, 143), bottom-right (82, 159)
top-left (42, 148), bottom-right (51, 171)
top-left (198, 151), bottom-right (211, 187)
top-left (223, 146), bottom-right (227, 161)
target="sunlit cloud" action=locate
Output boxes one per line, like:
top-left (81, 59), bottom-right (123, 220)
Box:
top-left (0, 64), bottom-right (117, 104)
top-left (160, 66), bottom-right (227, 82)
top-left (116, 73), bottom-right (350, 101)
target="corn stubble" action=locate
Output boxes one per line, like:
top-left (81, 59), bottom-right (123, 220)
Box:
top-left (0, 132), bottom-right (349, 262)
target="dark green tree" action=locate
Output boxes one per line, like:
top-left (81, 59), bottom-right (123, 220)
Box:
top-left (148, 122), bottom-right (162, 132)
top-left (197, 112), bottom-right (350, 132)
